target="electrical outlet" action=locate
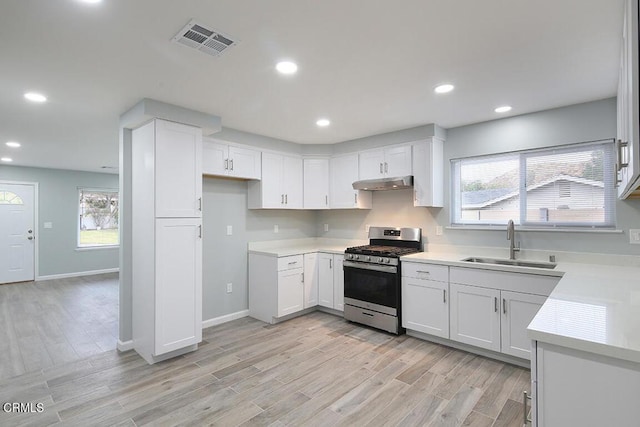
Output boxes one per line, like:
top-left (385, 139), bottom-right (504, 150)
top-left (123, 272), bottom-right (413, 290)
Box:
top-left (436, 226), bottom-right (443, 236)
top-left (226, 225), bottom-right (233, 236)
top-left (44, 222), bottom-right (53, 229)
top-left (274, 224), bottom-right (279, 233)
top-left (226, 283), bottom-right (232, 293)
top-left (324, 223), bottom-right (329, 232)
top-left (630, 229), bottom-right (640, 244)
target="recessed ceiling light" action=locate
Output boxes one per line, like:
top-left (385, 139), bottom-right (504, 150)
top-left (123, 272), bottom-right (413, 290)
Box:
top-left (434, 84), bottom-right (454, 94)
top-left (24, 92), bottom-right (47, 103)
top-left (6, 141), bottom-right (21, 148)
top-left (316, 118), bottom-right (330, 127)
top-left (1, 157), bottom-right (13, 162)
top-left (276, 61), bottom-right (298, 75)
top-left (79, 0), bottom-right (102, 3)
top-left (495, 105), bottom-right (512, 113)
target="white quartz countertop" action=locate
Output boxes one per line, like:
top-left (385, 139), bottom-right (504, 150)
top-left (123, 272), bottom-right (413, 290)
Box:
top-left (248, 238), bottom-right (366, 257)
top-left (402, 249), bottom-right (640, 364)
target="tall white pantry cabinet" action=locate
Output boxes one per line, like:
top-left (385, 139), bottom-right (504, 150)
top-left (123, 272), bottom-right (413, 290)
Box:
top-left (131, 119), bottom-right (203, 364)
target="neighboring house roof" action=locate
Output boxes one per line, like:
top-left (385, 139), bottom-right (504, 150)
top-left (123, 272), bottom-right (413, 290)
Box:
top-left (462, 175), bottom-right (603, 209)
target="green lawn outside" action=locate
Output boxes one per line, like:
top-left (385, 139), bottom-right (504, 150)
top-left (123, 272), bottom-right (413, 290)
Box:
top-left (79, 228), bottom-right (119, 246)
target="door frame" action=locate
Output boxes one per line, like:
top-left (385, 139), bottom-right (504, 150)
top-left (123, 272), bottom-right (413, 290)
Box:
top-left (0, 180), bottom-right (39, 281)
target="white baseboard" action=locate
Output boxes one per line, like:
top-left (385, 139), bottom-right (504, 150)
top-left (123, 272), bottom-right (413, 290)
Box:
top-left (117, 339), bottom-right (134, 352)
top-left (37, 268), bottom-right (119, 281)
top-left (202, 310), bottom-right (249, 329)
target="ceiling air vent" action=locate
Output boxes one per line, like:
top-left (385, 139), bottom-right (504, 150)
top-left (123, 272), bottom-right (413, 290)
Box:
top-left (172, 19), bottom-right (237, 57)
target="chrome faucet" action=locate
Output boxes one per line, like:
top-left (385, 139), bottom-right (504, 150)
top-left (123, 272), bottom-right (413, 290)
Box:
top-left (507, 219), bottom-right (520, 260)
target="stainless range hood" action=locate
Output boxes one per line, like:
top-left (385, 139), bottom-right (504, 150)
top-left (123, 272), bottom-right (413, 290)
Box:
top-left (352, 175), bottom-right (413, 191)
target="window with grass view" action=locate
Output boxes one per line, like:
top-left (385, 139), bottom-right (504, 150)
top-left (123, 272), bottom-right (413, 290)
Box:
top-left (78, 189), bottom-right (119, 247)
top-left (451, 140), bottom-right (615, 228)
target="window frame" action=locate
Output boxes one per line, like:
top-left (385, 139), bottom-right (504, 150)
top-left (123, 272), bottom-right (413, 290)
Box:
top-left (450, 139), bottom-right (616, 229)
top-left (77, 187), bottom-right (120, 249)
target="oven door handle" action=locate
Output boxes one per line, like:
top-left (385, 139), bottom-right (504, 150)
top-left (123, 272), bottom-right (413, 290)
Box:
top-left (343, 260), bottom-right (397, 274)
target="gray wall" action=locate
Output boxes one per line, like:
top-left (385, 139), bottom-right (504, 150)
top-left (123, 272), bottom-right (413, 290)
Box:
top-left (0, 165), bottom-right (119, 276)
top-left (202, 177), bottom-right (317, 321)
top-left (318, 98), bottom-right (640, 255)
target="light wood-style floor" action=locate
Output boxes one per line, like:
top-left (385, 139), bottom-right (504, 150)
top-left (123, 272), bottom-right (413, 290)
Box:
top-left (0, 273), bottom-right (119, 380)
top-left (1, 310), bottom-right (530, 426)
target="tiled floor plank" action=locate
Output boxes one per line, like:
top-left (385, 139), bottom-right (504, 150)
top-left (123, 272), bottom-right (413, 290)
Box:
top-left (0, 277), bottom-right (531, 427)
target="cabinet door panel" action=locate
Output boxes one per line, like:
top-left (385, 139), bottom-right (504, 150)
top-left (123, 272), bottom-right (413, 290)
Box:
top-left (229, 145), bottom-right (261, 180)
top-left (283, 155), bottom-right (303, 208)
top-left (303, 158), bottom-right (330, 209)
top-left (358, 150), bottom-right (385, 180)
top-left (330, 154), bottom-right (359, 208)
top-left (261, 152), bottom-right (284, 208)
top-left (450, 283), bottom-right (500, 352)
top-left (154, 218), bottom-right (202, 355)
top-left (501, 291), bottom-right (546, 359)
top-left (333, 255), bottom-right (344, 311)
top-left (384, 145), bottom-right (412, 176)
top-left (155, 120), bottom-right (202, 217)
top-left (402, 278), bottom-right (449, 338)
top-left (303, 253), bottom-right (319, 308)
top-left (202, 140), bottom-right (228, 176)
top-left (318, 253), bottom-right (334, 308)
top-left (278, 268), bottom-right (304, 317)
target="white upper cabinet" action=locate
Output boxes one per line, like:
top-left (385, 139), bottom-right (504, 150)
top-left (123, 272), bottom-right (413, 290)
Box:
top-left (329, 154), bottom-right (372, 209)
top-left (412, 138), bottom-right (444, 207)
top-left (248, 152), bottom-right (303, 209)
top-left (202, 138), bottom-right (261, 180)
top-left (154, 119), bottom-right (202, 218)
top-left (358, 144), bottom-right (412, 180)
top-left (617, 0), bottom-right (640, 198)
top-left (303, 158), bottom-right (330, 209)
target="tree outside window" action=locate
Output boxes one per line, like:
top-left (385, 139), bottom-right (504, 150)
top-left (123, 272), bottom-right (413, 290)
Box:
top-left (78, 189), bottom-right (119, 247)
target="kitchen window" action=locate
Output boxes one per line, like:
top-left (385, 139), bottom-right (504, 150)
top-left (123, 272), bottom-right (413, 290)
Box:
top-left (451, 140), bottom-right (616, 228)
top-left (78, 188), bottom-right (119, 248)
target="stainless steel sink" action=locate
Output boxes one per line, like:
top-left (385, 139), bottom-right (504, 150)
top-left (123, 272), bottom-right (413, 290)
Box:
top-left (461, 257), bottom-right (557, 269)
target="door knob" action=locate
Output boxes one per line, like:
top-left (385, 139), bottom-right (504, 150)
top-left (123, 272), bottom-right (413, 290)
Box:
top-left (28, 229), bottom-right (33, 233)
top-left (28, 236), bottom-right (34, 240)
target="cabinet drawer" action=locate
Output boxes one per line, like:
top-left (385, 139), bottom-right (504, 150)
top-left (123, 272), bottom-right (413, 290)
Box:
top-left (278, 255), bottom-right (304, 271)
top-left (402, 262), bottom-right (449, 282)
top-left (449, 267), bottom-right (559, 296)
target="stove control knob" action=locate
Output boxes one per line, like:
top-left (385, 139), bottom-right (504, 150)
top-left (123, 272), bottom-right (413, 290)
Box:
top-left (355, 255), bottom-right (359, 260)
top-left (367, 256), bottom-right (371, 261)
top-left (385, 258), bottom-right (390, 264)
top-left (348, 254), bottom-right (353, 259)
top-left (379, 257), bottom-right (384, 262)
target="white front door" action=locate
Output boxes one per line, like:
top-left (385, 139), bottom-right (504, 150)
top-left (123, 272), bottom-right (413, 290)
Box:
top-left (0, 183), bottom-right (35, 284)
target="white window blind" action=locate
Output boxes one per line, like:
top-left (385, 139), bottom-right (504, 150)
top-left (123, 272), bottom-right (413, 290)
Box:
top-left (451, 140), bottom-right (616, 228)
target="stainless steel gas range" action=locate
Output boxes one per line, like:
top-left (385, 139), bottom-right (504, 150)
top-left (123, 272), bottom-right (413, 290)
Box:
top-left (343, 226), bottom-right (422, 334)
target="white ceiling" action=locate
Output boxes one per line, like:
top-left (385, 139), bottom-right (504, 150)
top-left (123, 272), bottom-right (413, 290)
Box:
top-left (0, 0), bottom-right (624, 173)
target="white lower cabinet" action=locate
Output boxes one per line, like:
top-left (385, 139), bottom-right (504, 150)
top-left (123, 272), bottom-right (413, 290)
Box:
top-left (153, 218), bottom-right (203, 357)
top-left (303, 253), bottom-right (319, 308)
top-left (532, 341), bottom-right (640, 426)
top-left (500, 291), bottom-right (546, 359)
top-left (249, 253), bottom-right (305, 323)
top-left (318, 252), bottom-right (344, 311)
top-left (401, 262), bottom-right (449, 339)
top-left (333, 255), bottom-right (345, 311)
top-left (449, 283), bottom-right (501, 352)
top-left (402, 264), bottom-right (559, 363)
top-left (277, 267), bottom-right (304, 317)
